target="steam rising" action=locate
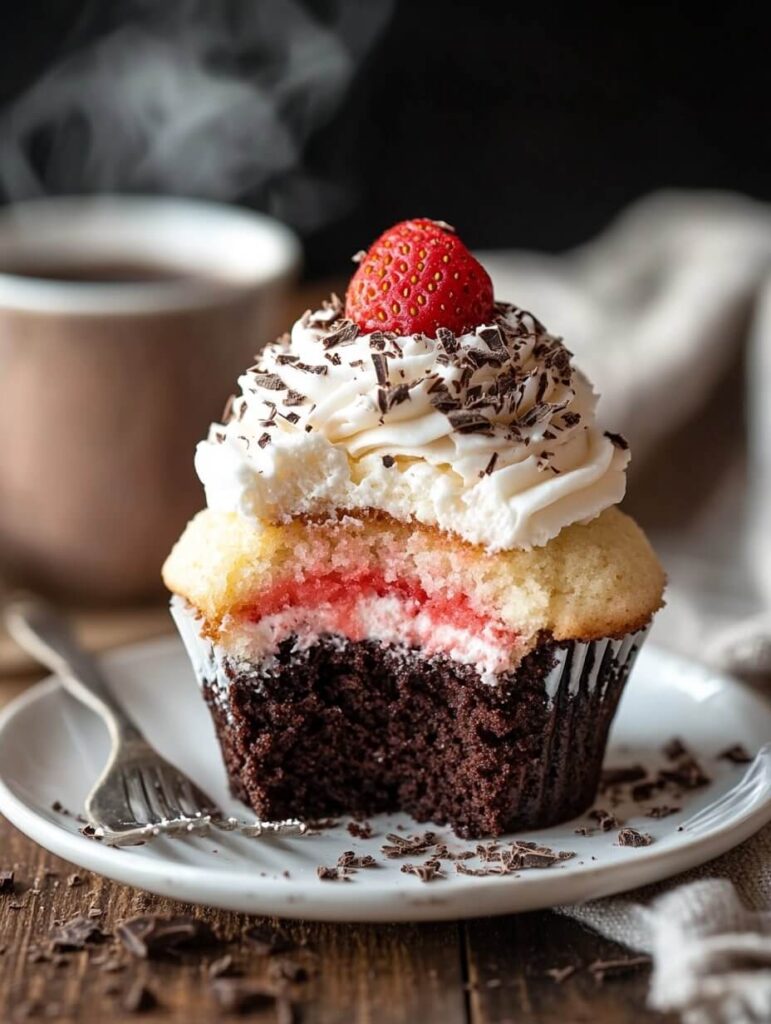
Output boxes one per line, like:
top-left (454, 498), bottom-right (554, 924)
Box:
top-left (0, 0), bottom-right (393, 227)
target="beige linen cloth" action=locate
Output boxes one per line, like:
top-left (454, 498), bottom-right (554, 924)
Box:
top-left (485, 190), bottom-right (771, 1023)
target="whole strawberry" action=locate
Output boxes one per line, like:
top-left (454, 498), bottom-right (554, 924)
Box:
top-left (345, 219), bottom-right (494, 337)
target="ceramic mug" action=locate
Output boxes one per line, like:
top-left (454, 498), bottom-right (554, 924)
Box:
top-left (0, 196), bottom-right (300, 601)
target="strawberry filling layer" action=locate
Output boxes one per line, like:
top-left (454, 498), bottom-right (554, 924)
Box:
top-left (233, 570), bottom-right (521, 682)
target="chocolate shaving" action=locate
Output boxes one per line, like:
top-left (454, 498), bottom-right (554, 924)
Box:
top-left (589, 808), bottom-right (618, 831)
top-left (387, 383), bottom-right (411, 408)
top-left (646, 805), bottom-right (681, 819)
top-left (477, 325), bottom-right (506, 351)
top-left (381, 455), bottom-right (395, 468)
top-left (49, 915), bottom-right (105, 951)
top-left (371, 352), bottom-right (389, 385)
top-left (316, 865), bottom-right (350, 881)
top-left (600, 765), bottom-right (647, 789)
top-left (663, 737), bottom-right (687, 760)
top-left (718, 744), bottom-right (752, 764)
top-left (381, 832), bottom-right (438, 858)
top-left (436, 327), bottom-right (459, 353)
top-left (604, 430), bottom-right (629, 450)
top-left (546, 965), bottom-right (576, 984)
top-left (588, 955), bottom-right (651, 983)
top-left (284, 390), bottom-right (306, 406)
top-left (122, 981), bottom-right (157, 1014)
top-left (210, 978), bottom-right (276, 1013)
top-left (252, 372), bottom-right (286, 390)
top-left (116, 915), bottom-right (215, 959)
top-left (347, 821), bottom-right (373, 839)
top-left (616, 828), bottom-right (653, 847)
top-left (482, 452), bottom-right (498, 476)
top-left (369, 331), bottom-right (387, 351)
top-left (257, 433), bottom-right (271, 448)
top-left (243, 925), bottom-right (294, 956)
top-left (400, 859), bottom-right (444, 882)
top-left (294, 361), bottom-right (327, 375)
top-left (659, 756), bottom-right (710, 789)
top-left (0, 870), bottom-right (14, 894)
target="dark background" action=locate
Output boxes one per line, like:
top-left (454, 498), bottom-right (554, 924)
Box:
top-left (2, 1), bottom-right (769, 276)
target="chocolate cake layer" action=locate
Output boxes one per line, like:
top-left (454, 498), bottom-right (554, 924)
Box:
top-left (198, 631), bottom-right (645, 837)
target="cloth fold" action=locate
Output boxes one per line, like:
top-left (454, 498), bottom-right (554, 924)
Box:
top-left (485, 190), bottom-right (771, 1022)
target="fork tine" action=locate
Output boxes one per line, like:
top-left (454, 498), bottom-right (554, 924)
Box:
top-left (126, 766), bottom-right (161, 825)
top-left (145, 766), bottom-right (180, 822)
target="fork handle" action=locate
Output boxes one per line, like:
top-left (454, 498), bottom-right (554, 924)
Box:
top-left (4, 594), bottom-right (139, 742)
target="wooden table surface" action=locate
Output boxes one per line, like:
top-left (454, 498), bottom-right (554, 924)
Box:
top-left (0, 637), bottom-right (676, 1024)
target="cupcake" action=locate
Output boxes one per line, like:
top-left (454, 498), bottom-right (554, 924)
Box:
top-left (163, 219), bottom-right (665, 837)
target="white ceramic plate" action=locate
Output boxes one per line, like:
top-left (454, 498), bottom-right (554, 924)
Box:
top-left (0, 637), bottom-right (769, 922)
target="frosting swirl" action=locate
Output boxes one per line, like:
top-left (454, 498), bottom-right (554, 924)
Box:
top-left (195, 296), bottom-right (629, 550)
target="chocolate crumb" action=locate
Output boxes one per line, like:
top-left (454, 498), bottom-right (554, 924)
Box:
top-left (316, 865), bottom-right (350, 881)
top-left (382, 455), bottom-right (395, 468)
top-left (122, 981), bottom-right (157, 1014)
top-left (616, 828), bottom-right (653, 847)
top-left (659, 756), bottom-right (710, 789)
top-left (573, 826), bottom-right (594, 836)
top-left (718, 744), bottom-right (752, 764)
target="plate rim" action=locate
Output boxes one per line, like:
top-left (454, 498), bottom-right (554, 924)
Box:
top-left (0, 636), bottom-right (769, 921)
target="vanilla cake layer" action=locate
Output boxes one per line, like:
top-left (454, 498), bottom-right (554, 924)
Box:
top-left (163, 506), bottom-right (665, 661)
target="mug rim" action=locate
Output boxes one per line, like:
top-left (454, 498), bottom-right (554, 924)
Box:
top-left (0, 195), bottom-right (302, 316)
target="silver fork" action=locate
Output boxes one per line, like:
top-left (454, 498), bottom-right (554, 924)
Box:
top-left (4, 594), bottom-right (306, 845)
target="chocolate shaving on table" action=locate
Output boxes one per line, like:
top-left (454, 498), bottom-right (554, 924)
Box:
top-left (400, 859), bottom-right (444, 882)
top-left (646, 805), bottom-right (681, 819)
top-left (545, 965), bottom-right (576, 984)
top-left (589, 808), bottom-right (619, 831)
top-left (380, 832), bottom-right (438, 858)
top-left (49, 915), bottom-right (105, 951)
top-left (242, 925), bottom-right (294, 956)
top-left (588, 955), bottom-right (651, 983)
top-left (0, 870), bottom-right (13, 894)
top-left (718, 743), bottom-right (753, 764)
top-left (616, 828), bottom-right (653, 847)
top-left (116, 915), bottom-right (215, 959)
top-left (122, 981), bottom-right (157, 1014)
top-left (210, 978), bottom-right (277, 1013)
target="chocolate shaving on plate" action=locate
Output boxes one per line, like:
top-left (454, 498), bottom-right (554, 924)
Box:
top-left (663, 737), bottom-right (687, 760)
top-left (646, 805), bottom-right (681, 819)
top-left (600, 765), bottom-right (647, 788)
top-left (400, 860), bottom-right (444, 882)
top-left (347, 820), bottom-right (373, 839)
top-left (718, 744), bottom-right (753, 764)
top-left (316, 865), bottom-right (350, 881)
top-left (616, 828), bottom-right (653, 848)
top-left (589, 808), bottom-right (618, 831)
top-left (380, 831), bottom-right (437, 858)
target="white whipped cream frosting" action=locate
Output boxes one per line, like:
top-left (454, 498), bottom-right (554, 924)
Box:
top-left (195, 299), bottom-right (629, 550)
